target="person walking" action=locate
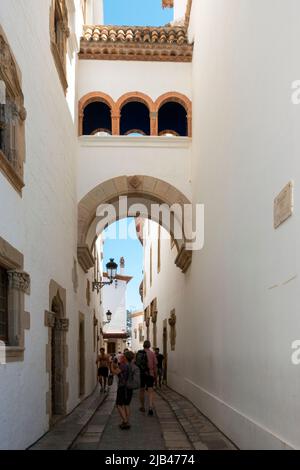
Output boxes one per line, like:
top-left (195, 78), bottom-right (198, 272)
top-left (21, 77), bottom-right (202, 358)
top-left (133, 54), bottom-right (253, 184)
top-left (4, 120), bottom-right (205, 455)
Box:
top-left (112, 350), bottom-right (137, 430)
top-left (155, 348), bottom-right (164, 388)
top-left (96, 347), bottom-right (110, 393)
top-left (136, 340), bottom-right (157, 416)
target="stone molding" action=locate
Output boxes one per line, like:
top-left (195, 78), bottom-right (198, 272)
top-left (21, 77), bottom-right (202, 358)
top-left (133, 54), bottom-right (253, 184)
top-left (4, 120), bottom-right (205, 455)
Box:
top-left (45, 310), bottom-right (56, 328)
top-left (23, 311), bottom-right (30, 330)
top-left (86, 279), bottom-right (91, 306)
top-left (168, 309), bottom-right (176, 351)
top-left (78, 175), bottom-right (193, 275)
top-left (0, 236), bottom-right (23, 269)
top-left (55, 317), bottom-right (69, 331)
top-left (72, 258), bottom-right (78, 293)
top-left (77, 244), bottom-right (95, 272)
top-left (0, 27), bottom-right (26, 194)
top-left (45, 311), bottom-right (70, 332)
top-left (79, 135), bottom-right (191, 148)
top-left (0, 151), bottom-right (25, 194)
top-left (7, 270), bottom-right (30, 295)
top-left (0, 236), bottom-right (28, 362)
top-left (175, 244), bottom-right (192, 273)
top-left (46, 282), bottom-right (69, 422)
top-left (50, 0), bottom-right (69, 93)
top-left (151, 298), bottom-right (158, 324)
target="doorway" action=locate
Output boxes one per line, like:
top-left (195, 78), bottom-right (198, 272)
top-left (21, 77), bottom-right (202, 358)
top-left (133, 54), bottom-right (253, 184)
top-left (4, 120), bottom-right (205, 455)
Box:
top-left (107, 342), bottom-right (116, 354)
top-left (79, 313), bottom-right (85, 397)
top-left (163, 320), bottom-right (168, 385)
top-left (50, 290), bottom-right (66, 420)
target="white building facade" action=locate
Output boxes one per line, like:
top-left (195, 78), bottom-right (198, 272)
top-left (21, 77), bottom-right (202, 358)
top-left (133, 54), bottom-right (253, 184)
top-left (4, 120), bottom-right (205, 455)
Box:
top-left (0, 0), bottom-right (300, 451)
top-left (102, 258), bottom-right (132, 354)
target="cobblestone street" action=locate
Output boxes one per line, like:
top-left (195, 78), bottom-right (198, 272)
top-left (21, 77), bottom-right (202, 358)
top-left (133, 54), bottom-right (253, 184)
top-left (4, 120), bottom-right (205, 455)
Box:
top-left (31, 380), bottom-right (237, 451)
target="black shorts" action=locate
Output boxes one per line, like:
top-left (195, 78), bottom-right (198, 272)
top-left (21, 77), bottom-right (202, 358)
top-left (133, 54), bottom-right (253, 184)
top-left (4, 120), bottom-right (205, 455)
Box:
top-left (140, 373), bottom-right (155, 389)
top-left (98, 366), bottom-right (109, 378)
top-left (116, 386), bottom-right (133, 406)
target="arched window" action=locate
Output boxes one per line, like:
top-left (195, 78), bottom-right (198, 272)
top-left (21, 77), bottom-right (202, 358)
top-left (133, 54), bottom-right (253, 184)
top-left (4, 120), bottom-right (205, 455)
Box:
top-left (0, 29), bottom-right (26, 193)
top-left (83, 101), bottom-right (112, 135)
top-left (120, 102), bottom-right (150, 136)
top-left (50, 0), bottom-right (69, 93)
top-left (158, 101), bottom-right (187, 137)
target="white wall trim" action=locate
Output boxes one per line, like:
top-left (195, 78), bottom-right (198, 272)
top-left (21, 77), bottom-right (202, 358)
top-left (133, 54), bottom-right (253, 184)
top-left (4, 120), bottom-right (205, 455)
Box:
top-left (182, 378), bottom-right (295, 450)
top-left (79, 135), bottom-right (192, 149)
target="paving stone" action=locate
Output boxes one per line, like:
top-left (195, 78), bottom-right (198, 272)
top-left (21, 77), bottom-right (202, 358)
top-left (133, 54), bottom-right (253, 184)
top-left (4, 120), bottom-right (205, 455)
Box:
top-left (77, 435), bottom-right (100, 444)
top-left (156, 387), bottom-right (238, 451)
top-left (31, 382), bottom-right (237, 452)
top-left (193, 441), bottom-right (209, 450)
top-left (29, 388), bottom-right (107, 450)
top-left (86, 425), bottom-right (105, 433)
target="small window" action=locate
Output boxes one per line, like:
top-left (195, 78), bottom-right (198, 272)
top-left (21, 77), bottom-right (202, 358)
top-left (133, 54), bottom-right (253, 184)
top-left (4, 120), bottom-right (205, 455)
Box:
top-left (0, 266), bottom-right (8, 343)
top-left (120, 101), bottom-right (150, 136)
top-left (83, 101), bottom-right (112, 135)
top-left (158, 101), bottom-right (187, 136)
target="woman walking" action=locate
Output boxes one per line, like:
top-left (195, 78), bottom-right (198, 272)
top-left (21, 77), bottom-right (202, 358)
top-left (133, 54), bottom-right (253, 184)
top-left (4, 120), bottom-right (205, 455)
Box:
top-left (112, 350), bottom-right (135, 430)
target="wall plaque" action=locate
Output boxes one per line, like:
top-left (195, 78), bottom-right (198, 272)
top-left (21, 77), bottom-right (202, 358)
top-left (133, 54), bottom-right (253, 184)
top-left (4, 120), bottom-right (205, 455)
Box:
top-left (274, 181), bottom-right (293, 229)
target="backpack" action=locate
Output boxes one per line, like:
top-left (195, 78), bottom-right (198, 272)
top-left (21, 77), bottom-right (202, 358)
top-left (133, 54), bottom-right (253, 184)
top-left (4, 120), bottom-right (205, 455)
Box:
top-left (126, 363), bottom-right (141, 390)
top-left (135, 350), bottom-right (149, 374)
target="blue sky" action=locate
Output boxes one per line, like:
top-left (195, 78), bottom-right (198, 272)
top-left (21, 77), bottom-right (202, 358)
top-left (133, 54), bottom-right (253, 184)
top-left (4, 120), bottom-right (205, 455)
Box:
top-left (103, 0), bottom-right (173, 26)
top-left (103, 218), bottom-right (143, 312)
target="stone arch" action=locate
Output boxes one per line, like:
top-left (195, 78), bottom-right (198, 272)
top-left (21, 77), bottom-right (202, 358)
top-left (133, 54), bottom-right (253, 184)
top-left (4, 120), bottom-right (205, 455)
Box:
top-left (77, 175), bottom-right (193, 274)
top-left (155, 92), bottom-right (192, 137)
top-left (78, 91), bottom-right (117, 136)
top-left (116, 91), bottom-right (155, 112)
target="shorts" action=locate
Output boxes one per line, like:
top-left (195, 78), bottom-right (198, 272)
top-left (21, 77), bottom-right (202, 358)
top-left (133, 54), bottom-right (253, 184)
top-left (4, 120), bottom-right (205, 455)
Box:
top-left (98, 366), bottom-right (109, 378)
top-left (140, 373), bottom-right (155, 389)
top-left (116, 386), bottom-right (133, 406)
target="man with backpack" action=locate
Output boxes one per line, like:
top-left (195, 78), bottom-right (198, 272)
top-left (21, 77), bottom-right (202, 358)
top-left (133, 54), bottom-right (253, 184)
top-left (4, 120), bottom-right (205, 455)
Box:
top-left (135, 340), bottom-right (157, 416)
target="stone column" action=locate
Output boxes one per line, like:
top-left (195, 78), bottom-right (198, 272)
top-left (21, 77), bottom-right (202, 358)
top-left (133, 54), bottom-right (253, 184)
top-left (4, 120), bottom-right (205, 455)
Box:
top-left (111, 113), bottom-right (120, 135)
top-left (187, 113), bottom-right (192, 137)
top-left (78, 111), bottom-right (84, 136)
top-left (150, 111), bottom-right (158, 136)
top-left (7, 270), bottom-right (30, 347)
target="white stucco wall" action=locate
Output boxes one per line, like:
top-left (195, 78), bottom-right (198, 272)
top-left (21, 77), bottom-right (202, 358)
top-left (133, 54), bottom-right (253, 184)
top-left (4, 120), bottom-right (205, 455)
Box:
top-left (131, 311), bottom-right (144, 353)
top-left (78, 136), bottom-right (192, 202)
top-left (0, 0), bottom-right (100, 450)
top-left (1, 0), bottom-right (300, 452)
top-left (174, 0), bottom-right (188, 21)
top-left (143, 220), bottom-right (186, 378)
top-left (182, 0), bottom-right (300, 450)
top-left (78, 60), bottom-right (192, 103)
top-left (102, 279), bottom-right (128, 335)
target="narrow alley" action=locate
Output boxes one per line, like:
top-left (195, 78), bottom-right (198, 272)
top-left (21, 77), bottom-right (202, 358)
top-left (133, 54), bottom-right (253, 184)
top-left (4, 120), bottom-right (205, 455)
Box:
top-left (30, 382), bottom-right (236, 451)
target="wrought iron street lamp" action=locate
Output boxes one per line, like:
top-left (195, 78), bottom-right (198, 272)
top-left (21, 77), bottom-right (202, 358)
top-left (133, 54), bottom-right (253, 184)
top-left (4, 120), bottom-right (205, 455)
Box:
top-left (92, 258), bottom-right (118, 293)
top-left (103, 309), bottom-right (112, 325)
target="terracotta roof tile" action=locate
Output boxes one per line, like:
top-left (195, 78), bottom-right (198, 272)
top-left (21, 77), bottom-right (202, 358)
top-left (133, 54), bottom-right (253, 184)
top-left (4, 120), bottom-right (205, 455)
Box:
top-left (80, 25), bottom-right (193, 62)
